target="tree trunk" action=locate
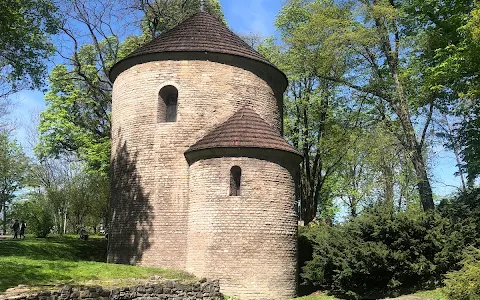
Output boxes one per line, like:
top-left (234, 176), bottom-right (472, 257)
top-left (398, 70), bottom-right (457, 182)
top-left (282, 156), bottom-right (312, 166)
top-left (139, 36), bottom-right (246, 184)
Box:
top-left (373, 4), bottom-right (435, 211)
top-left (392, 75), bottom-right (435, 211)
top-left (349, 196), bottom-right (358, 218)
top-left (382, 162), bottom-right (395, 206)
top-left (411, 148), bottom-right (435, 210)
top-left (443, 114), bottom-right (467, 191)
top-left (2, 201), bottom-right (6, 235)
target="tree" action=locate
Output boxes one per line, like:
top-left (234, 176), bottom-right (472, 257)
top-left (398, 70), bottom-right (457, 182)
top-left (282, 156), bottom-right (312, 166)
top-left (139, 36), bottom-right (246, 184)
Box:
top-left (131, 0), bottom-right (225, 38)
top-left (0, 133), bottom-right (29, 234)
top-left (276, 0), bottom-right (439, 211)
top-left (38, 0), bottom-right (225, 175)
top-left (11, 194), bottom-right (54, 238)
top-left (37, 0), bottom-right (142, 174)
top-left (0, 0), bottom-right (59, 97)
top-left (259, 30), bottom-right (366, 223)
top-left (409, 0), bottom-right (480, 184)
top-left (29, 156), bottom-right (79, 234)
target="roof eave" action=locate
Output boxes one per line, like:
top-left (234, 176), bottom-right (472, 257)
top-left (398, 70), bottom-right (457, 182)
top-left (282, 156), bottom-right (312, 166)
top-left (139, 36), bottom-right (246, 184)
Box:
top-left (184, 146), bottom-right (303, 168)
top-left (109, 51), bottom-right (288, 93)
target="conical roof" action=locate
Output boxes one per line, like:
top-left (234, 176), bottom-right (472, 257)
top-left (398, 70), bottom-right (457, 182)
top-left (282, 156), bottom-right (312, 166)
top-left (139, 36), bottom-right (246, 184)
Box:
top-left (128, 12), bottom-right (270, 65)
top-left (185, 106), bottom-right (300, 156)
top-left (109, 12), bottom-right (286, 83)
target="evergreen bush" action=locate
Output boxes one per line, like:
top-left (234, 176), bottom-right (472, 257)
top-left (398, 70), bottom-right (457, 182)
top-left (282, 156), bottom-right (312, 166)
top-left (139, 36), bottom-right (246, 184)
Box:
top-left (300, 205), bottom-right (466, 298)
top-left (443, 247), bottom-right (480, 299)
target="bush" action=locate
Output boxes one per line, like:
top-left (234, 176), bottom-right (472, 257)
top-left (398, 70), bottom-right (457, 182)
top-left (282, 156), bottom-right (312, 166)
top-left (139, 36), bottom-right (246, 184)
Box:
top-left (300, 205), bottom-right (467, 298)
top-left (443, 247), bottom-right (480, 299)
top-left (11, 197), bottom-right (54, 238)
top-left (438, 188), bottom-right (480, 247)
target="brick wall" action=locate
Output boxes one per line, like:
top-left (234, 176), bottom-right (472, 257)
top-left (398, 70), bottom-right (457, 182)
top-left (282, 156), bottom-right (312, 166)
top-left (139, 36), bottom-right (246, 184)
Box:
top-left (186, 157), bottom-right (298, 299)
top-left (109, 59), bottom-right (297, 299)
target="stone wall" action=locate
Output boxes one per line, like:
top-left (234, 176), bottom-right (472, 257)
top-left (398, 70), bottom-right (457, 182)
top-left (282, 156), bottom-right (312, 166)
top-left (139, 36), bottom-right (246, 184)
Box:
top-left (1, 279), bottom-right (222, 300)
top-left (187, 157), bottom-right (298, 300)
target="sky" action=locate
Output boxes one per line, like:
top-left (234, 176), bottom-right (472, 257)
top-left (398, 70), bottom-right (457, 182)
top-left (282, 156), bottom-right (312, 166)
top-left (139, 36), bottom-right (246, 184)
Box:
top-left (8, 0), bottom-right (463, 197)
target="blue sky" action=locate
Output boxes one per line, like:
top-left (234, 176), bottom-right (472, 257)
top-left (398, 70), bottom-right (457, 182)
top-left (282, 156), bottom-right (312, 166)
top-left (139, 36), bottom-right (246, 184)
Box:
top-left (8, 0), bottom-right (463, 196)
top-left (221, 0), bottom-right (283, 36)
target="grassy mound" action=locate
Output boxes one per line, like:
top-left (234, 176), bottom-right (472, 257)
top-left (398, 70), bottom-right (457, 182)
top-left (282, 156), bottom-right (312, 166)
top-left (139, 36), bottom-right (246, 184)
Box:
top-left (0, 235), bottom-right (195, 292)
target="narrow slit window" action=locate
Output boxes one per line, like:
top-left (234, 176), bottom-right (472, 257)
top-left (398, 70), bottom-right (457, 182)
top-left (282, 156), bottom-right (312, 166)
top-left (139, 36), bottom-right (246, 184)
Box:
top-left (158, 85), bottom-right (178, 123)
top-left (230, 166), bottom-right (242, 196)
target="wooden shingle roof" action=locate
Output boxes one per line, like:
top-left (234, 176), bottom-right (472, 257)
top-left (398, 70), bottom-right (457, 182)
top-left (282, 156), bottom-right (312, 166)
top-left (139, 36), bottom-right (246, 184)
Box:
top-left (126, 12), bottom-right (271, 66)
top-left (186, 106), bottom-right (300, 156)
top-left (109, 12), bottom-right (288, 90)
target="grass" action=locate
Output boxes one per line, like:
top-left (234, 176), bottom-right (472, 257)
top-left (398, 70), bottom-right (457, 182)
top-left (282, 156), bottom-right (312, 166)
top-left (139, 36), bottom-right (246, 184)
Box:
top-left (293, 288), bottom-right (447, 300)
top-left (0, 235), bottom-right (195, 292)
top-left (412, 289), bottom-right (448, 300)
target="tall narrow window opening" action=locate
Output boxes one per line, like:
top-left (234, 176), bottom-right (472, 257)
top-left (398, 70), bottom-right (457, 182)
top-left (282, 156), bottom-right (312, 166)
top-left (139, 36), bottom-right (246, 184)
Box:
top-left (158, 85), bottom-right (178, 123)
top-left (230, 166), bottom-right (242, 196)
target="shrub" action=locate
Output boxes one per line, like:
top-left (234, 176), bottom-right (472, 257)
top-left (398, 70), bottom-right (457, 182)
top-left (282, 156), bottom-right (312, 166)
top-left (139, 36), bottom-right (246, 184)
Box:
top-left (438, 188), bottom-right (480, 247)
top-left (300, 205), bottom-right (466, 298)
top-left (443, 247), bottom-right (480, 299)
top-left (11, 197), bottom-right (54, 238)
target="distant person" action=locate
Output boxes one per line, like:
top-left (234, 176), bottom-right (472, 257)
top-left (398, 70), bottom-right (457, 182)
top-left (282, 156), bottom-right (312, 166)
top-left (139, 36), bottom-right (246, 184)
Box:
top-left (19, 221), bottom-right (26, 239)
top-left (12, 220), bottom-right (20, 239)
top-left (79, 228), bottom-right (88, 241)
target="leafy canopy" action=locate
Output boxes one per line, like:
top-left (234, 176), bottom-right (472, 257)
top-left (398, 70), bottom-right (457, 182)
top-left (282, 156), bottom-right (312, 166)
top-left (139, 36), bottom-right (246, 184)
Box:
top-left (0, 0), bottom-right (59, 92)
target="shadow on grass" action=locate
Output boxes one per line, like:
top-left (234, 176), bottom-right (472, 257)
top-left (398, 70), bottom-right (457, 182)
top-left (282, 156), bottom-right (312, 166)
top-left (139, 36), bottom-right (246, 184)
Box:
top-left (0, 259), bottom-right (77, 292)
top-left (0, 236), bottom-right (107, 291)
top-left (0, 237), bottom-right (107, 262)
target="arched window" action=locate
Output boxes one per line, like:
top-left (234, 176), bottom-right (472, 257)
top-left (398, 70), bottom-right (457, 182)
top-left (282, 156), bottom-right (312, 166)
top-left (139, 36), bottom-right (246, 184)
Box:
top-left (158, 85), bottom-right (178, 123)
top-left (230, 166), bottom-right (242, 196)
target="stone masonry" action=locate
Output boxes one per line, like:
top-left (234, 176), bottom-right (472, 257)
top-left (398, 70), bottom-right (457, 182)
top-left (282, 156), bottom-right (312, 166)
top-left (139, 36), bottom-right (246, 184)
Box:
top-left (0, 279), bottom-right (222, 300)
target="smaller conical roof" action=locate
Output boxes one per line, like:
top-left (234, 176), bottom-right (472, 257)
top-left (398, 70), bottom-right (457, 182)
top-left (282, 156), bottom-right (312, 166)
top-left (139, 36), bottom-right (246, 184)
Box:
top-left (185, 106), bottom-right (300, 156)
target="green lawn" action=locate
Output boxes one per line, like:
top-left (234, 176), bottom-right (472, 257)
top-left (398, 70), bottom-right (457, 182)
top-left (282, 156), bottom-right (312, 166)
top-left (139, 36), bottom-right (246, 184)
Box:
top-left (294, 288), bottom-right (447, 300)
top-left (0, 235), bottom-right (195, 292)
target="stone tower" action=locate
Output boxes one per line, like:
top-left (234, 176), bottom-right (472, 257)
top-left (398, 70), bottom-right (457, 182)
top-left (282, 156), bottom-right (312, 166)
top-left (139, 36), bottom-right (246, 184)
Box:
top-left (108, 12), bottom-right (302, 300)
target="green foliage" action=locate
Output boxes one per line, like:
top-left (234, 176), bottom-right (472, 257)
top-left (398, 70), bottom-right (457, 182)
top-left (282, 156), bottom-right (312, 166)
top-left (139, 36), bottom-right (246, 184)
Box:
top-left (438, 188), bottom-right (480, 247)
top-left (0, 133), bottom-right (30, 234)
top-left (259, 2), bottom-right (367, 222)
top-left (64, 172), bottom-right (109, 233)
top-left (443, 248), bottom-right (480, 299)
top-left (37, 41), bottom-right (118, 174)
top-left (140, 0), bottom-right (225, 38)
top-left (0, 133), bottom-right (29, 197)
top-left (12, 195), bottom-right (54, 238)
top-left (275, 0), bottom-right (439, 212)
top-left (0, 0), bottom-right (59, 91)
top-left (404, 0), bottom-right (480, 182)
top-left (300, 206), bottom-right (466, 298)
top-left (27, 158), bottom-right (109, 235)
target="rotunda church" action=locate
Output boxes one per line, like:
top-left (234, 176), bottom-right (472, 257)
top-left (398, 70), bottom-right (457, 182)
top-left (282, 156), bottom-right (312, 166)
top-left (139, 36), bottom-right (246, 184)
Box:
top-left (108, 11), bottom-right (302, 300)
